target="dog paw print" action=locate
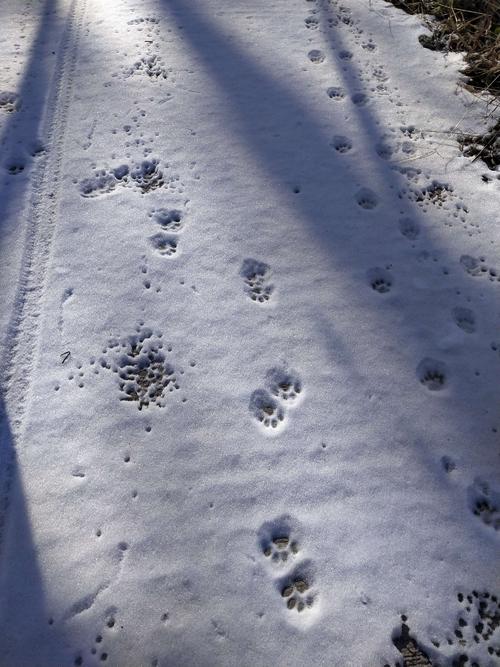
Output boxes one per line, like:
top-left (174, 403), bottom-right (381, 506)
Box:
top-left (263, 535), bottom-right (299, 564)
top-left (249, 389), bottom-right (285, 429)
top-left (240, 259), bottom-right (273, 304)
top-left (417, 358), bottom-right (448, 391)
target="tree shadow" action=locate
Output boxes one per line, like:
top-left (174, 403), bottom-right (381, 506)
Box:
top-left (0, 1), bottom-right (81, 663)
top-left (0, 400), bottom-right (50, 665)
top-left (153, 1), bottom-right (500, 590)
top-left (0, 0), bottom-right (63, 356)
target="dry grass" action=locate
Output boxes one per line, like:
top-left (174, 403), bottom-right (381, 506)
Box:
top-left (388, 0), bottom-right (499, 169)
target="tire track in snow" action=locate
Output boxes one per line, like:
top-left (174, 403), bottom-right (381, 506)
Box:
top-left (0, 0), bottom-right (87, 554)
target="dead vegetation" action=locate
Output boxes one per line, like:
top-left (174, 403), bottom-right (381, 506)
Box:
top-left (387, 0), bottom-right (499, 169)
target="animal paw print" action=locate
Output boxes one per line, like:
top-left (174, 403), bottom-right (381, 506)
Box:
top-left (149, 233), bottom-right (178, 257)
top-left (263, 535), bottom-right (299, 564)
top-left (0, 91), bottom-right (20, 113)
top-left (398, 216), bottom-right (420, 240)
top-left (149, 208), bottom-right (184, 232)
top-left (331, 135), bottom-right (353, 153)
top-left (259, 518), bottom-right (317, 618)
top-left (127, 16), bottom-right (160, 25)
top-left (249, 389), bottom-right (285, 430)
top-left (460, 255), bottom-right (499, 282)
top-left (305, 15), bottom-right (319, 29)
top-left (355, 187), bottom-right (378, 210)
top-left (452, 307), bottom-right (475, 333)
top-left (148, 207), bottom-right (186, 257)
top-left (79, 165), bottom-right (128, 197)
top-left (367, 267), bottom-right (393, 294)
top-left (327, 86), bottom-right (345, 100)
top-left (79, 159), bottom-right (172, 198)
top-left (308, 49), bottom-right (325, 63)
top-left (417, 358), bottom-right (448, 391)
top-left (469, 480), bottom-right (500, 531)
top-left (250, 368), bottom-right (303, 432)
top-left (280, 575), bottom-right (315, 613)
top-left (240, 259), bottom-right (274, 304)
top-left (266, 368), bottom-right (302, 403)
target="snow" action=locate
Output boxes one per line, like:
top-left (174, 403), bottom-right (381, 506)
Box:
top-left (0, 0), bottom-right (499, 665)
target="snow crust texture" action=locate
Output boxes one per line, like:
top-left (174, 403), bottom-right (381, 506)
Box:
top-left (0, 0), bottom-right (499, 665)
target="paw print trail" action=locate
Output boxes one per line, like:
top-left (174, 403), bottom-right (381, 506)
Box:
top-left (258, 518), bottom-right (319, 619)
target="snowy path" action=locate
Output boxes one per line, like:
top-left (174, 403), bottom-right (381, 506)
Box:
top-left (0, 0), bottom-right (499, 665)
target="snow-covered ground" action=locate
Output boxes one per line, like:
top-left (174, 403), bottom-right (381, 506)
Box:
top-left (0, 0), bottom-right (499, 665)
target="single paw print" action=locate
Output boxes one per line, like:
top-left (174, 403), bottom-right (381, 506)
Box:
top-left (417, 358), bottom-right (447, 391)
top-left (452, 307), bottom-right (475, 333)
top-left (149, 208), bottom-right (184, 232)
top-left (263, 535), bottom-right (299, 564)
top-left (267, 369), bottom-right (302, 402)
top-left (331, 135), bottom-right (353, 154)
top-left (149, 233), bottom-right (178, 256)
top-left (281, 577), bottom-right (315, 613)
top-left (240, 259), bottom-right (273, 304)
top-left (367, 267), bottom-right (393, 294)
top-left (250, 389), bottom-right (285, 429)
top-left (470, 480), bottom-right (500, 531)
top-left (308, 49), bottom-right (325, 63)
top-left (356, 187), bottom-right (378, 209)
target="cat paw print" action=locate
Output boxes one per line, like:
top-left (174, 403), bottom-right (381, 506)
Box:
top-left (149, 233), bottom-right (178, 257)
top-left (469, 480), bottom-right (500, 531)
top-left (240, 259), bottom-right (274, 304)
top-left (263, 535), bottom-right (299, 564)
top-left (417, 358), bottom-right (448, 391)
top-left (266, 368), bottom-right (302, 403)
top-left (258, 518), bottom-right (318, 620)
top-left (250, 368), bottom-right (303, 432)
top-left (148, 206), bottom-right (187, 257)
top-left (367, 267), bottom-right (393, 294)
top-left (0, 90), bottom-right (20, 113)
top-left (249, 389), bottom-right (285, 430)
top-left (149, 208), bottom-right (184, 232)
top-left (280, 575), bottom-right (315, 613)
